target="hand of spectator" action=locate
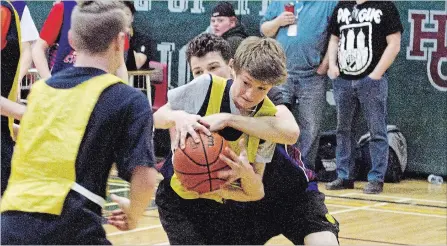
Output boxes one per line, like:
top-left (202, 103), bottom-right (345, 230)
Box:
top-left (368, 73), bottom-right (382, 80)
top-left (317, 62), bottom-right (329, 75)
top-left (275, 11), bottom-right (296, 27)
top-left (173, 111), bottom-right (211, 150)
top-left (328, 65), bottom-right (340, 80)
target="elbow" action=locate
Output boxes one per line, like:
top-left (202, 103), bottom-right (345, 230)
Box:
top-left (284, 123), bottom-right (299, 145)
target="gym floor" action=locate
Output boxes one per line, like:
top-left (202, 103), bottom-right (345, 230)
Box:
top-left (104, 177), bottom-right (447, 245)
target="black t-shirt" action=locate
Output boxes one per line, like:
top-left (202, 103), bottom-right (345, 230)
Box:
top-left (126, 29), bottom-right (155, 70)
top-left (328, 1), bottom-right (403, 80)
top-left (46, 67), bottom-right (156, 214)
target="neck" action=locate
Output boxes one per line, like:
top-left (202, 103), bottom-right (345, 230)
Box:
top-left (355, 0), bottom-right (367, 5)
top-left (74, 53), bottom-right (111, 73)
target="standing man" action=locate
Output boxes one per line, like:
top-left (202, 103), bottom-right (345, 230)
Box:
top-left (326, 0), bottom-right (403, 194)
top-left (260, 0), bottom-right (338, 171)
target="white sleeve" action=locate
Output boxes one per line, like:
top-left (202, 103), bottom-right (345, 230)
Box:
top-left (255, 140), bottom-right (276, 164)
top-left (167, 74), bottom-right (212, 114)
top-left (20, 6), bottom-right (39, 43)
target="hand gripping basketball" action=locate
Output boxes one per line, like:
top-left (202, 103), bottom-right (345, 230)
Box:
top-left (173, 111), bottom-right (211, 150)
top-left (217, 138), bottom-right (254, 186)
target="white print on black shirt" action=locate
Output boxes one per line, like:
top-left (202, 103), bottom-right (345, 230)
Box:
top-left (337, 7), bottom-right (382, 75)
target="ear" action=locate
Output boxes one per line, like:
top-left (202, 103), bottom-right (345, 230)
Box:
top-left (68, 29), bottom-right (76, 50)
top-left (116, 31), bottom-right (126, 51)
top-left (229, 17), bottom-right (237, 27)
top-left (228, 58), bottom-right (234, 68)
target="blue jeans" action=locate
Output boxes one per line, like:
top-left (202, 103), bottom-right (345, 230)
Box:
top-left (280, 73), bottom-right (327, 170)
top-left (332, 76), bottom-right (389, 182)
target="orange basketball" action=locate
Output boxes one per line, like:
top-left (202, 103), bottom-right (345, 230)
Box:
top-left (173, 132), bottom-right (229, 194)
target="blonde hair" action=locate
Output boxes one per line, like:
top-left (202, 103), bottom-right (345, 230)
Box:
top-left (232, 37), bottom-right (287, 86)
top-left (71, 1), bottom-right (127, 53)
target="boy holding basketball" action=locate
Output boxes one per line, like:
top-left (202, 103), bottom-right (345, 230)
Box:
top-left (148, 36), bottom-right (287, 244)
top-left (185, 33), bottom-right (338, 245)
top-left (151, 35), bottom-right (338, 245)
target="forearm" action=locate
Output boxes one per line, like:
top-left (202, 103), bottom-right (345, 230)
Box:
top-left (221, 162), bottom-right (265, 202)
top-left (32, 39), bottom-right (51, 79)
top-left (370, 33), bottom-right (401, 78)
top-left (134, 52), bottom-right (147, 70)
top-left (153, 103), bottom-right (185, 129)
top-left (260, 18), bottom-right (281, 37)
top-left (18, 42), bottom-right (33, 82)
top-left (128, 166), bottom-right (158, 222)
top-left (227, 113), bottom-right (298, 145)
top-left (328, 35), bottom-right (339, 68)
top-left (0, 96), bottom-right (26, 120)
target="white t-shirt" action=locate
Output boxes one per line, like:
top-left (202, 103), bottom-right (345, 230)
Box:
top-left (20, 6), bottom-right (39, 43)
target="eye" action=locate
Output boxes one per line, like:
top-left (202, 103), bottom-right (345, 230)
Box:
top-left (209, 66), bottom-right (217, 71)
top-left (193, 71), bottom-right (203, 77)
top-left (258, 87), bottom-right (267, 91)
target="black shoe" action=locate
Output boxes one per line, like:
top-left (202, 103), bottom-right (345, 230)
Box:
top-left (363, 181), bottom-right (384, 194)
top-left (325, 178), bottom-right (355, 190)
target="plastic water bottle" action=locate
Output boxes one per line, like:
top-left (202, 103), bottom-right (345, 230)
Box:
top-left (428, 174), bottom-right (444, 185)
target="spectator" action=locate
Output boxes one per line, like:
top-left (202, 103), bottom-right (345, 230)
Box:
top-left (210, 1), bottom-right (248, 57)
top-left (325, 0), bottom-right (403, 194)
top-left (261, 0), bottom-right (338, 171)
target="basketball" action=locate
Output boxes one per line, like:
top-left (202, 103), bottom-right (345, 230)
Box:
top-left (173, 132), bottom-right (229, 194)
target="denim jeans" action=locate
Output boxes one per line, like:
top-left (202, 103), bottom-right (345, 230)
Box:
top-left (332, 76), bottom-right (389, 182)
top-left (279, 73), bottom-right (327, 170)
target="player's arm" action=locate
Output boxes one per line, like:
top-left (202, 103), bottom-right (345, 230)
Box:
top-left (203, 105), bottom-right (298, 145)
top-left (32, 2), bottom-right (63, 79)
top-left (0, 96), bottom-right (26, 120)
top-left (108, 92), bottom-right (158, 231)
top-left (18, 42), bottom-right (33, 82)
top-left (368, 32), bottom-right (401, 80)
top-left (216, 139), bottom-right (265, 202)
top-left (1, 6), bottom-right (11, 50)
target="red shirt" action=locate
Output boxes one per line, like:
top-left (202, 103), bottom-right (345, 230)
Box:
top-left (39, 2), bottom-right (63, 45)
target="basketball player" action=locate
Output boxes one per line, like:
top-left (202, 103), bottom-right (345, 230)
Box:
top-left (1, 1), bottom-right (157, 244)
top-left (184, 33), bottom-right (339, 245)
top-left (1, 0), bottom-right (23, 196)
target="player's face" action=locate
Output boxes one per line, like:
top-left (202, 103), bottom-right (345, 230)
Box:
top-left (210, 16), bottom-right (235, 37)
top-left (190, 51), bottom-right (231, 79)
top-left (231, 71), bottom-right (272, 112)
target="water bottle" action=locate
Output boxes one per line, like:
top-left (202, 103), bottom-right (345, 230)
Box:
top-left (428, 174), bottom-right (444, 185)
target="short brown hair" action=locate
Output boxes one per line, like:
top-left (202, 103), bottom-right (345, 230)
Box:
top-left (232, 37), bottom-right (287, 86)
top-left (71, 1), bottom-right (127, 53)
top-left (186, 33), bottom-right (232, 64)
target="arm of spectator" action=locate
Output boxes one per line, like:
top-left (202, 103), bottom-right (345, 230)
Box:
top-left (369, 32), bottom-right (401, 80)
top-left (327, 35), bottom-right (340, 80)
top-left (260, 11), bottom-right (295, 37)
top-left (133, 51), bottom-right (147, 69)
top-left (32, 38), bottom-right (51, 79)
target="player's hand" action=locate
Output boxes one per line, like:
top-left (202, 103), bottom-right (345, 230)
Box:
top-left (328, 65), bottom-right (340, 80)
top-left (107, 194), bottom-right (137, 231)
top-left (201, 113), bottom-right (231, 132)
top-left (276, 11), bottom-right (296, 27)
top-left (173, 111), bottom-right (211, 150)
top-left (368, 73), bottom-right (382, 80)
top-left (217, 139), bottom-right (254, 184)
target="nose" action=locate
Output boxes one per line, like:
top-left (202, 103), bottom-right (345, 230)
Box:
top-left (244, 88), bottom-right (255, 100)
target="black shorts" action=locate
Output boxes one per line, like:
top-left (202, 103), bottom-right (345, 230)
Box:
top-left (248, 190), bottom-right (339, 245)
top-left (156, 179), bottom-right (255, 245)
top-left (1, 131), bottom-right (14, 195)
top-left (1, 191), bottom-right (110, 245)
